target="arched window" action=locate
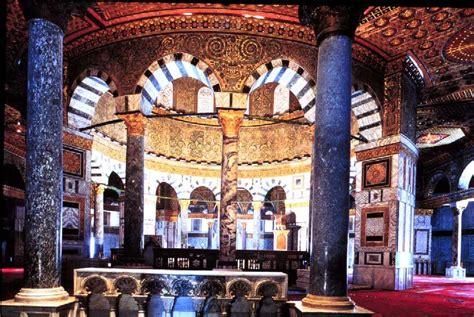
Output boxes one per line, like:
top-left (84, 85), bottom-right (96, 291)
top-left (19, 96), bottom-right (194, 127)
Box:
top-left (108, 171), bottom-right (124, 190)
top-left (189, 186), bottom-right (216, 213)
top-left (237, 188), bottom-right (253, 214)
top-left (197, 86), bottom-right (214, 113)
top-left (156, 183), bottom-right (179, 212)
top-left (433, 176), bottom-right (451, 195)
top-left (2, 164), bottom-right (24, 189)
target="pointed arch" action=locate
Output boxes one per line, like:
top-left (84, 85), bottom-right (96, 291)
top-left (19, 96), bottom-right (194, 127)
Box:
top-left (135, 53), bottom-right (221, 115)
top-left (458, 161), bottom-right (474, 190)
top-left (156, 182), bottom-right (179, 212)
top-left (189, 186), bottom-right (217, 213)
top-left (351, 82), bottom-right (383, 143)
top-left (243, 59), bottom-right (316, 121)
top-left (68, 69), bottom-right (118, 129)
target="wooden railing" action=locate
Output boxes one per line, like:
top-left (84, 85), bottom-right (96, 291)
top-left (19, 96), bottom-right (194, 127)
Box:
top-left (151, 248), bottom-right (308, 286)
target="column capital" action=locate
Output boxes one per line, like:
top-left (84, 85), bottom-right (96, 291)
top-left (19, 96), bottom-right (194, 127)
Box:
top-left (179, 199), bottom-right (191, 211)
top-left (252, 201), bottom-right (263, 211)
top-left (94, 184), bottom-right (106, 196)
top-left (415, 208), bottom-right (434, 216)
top-left (299, 5), bottom-right (365, 45)
top-left (20, 0), bottom-right (91, 31)
top-left (451, 206), bottom-right (465, 217)
top-left (118, 113), bottom-right (147, 136)
top-left (217, 108), bottom-right (246, 138)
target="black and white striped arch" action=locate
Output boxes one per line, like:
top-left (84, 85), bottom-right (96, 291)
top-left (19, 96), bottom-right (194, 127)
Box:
top-left (351, 90), bottom-right (382, 142)
top-left (243, 59), bottom-right (316, 121)
top-left (68, 70), bottom-right (118, 129)
top-left (135, 53), bottom-right (221, 115)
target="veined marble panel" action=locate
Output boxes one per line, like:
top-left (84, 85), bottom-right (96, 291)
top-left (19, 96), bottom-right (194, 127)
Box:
top-left (74, 268), bottom-right (288, 299)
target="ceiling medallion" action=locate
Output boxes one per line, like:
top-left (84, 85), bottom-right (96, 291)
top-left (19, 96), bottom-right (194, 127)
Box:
top-left (405, 19), bottom-right (422, 29)
top-left (413, 29), bottom-right (428, 39)
top-left (419, 41), bottom-right (434, 50)
top-left (460, 8), bottom-right (474, 17)
top-left (373, 17), bottom-right (389, 28)
top-left (443, 24), bottom-right (474, 64)
top-left (431, 11), bottom-right (449, 22)
top-left (425, 7), bottom-right (442, 13)
top-left (424, 49), bottom-right (437, 59)
top-left (389, 37), bottom-right (404, 47)
top-left (399, 9), bottom-right (416, 20)
top-left (430, 59), bottom-right (444, 67)
top-left (382, 27), bottom-right (397, 37)
top-left (435, 21), bottom-right (454, 32)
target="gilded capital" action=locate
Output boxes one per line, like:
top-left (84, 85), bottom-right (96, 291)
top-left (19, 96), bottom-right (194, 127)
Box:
top-left (95, 184), bottom-right (106, 196)
top-left (415, 208), bottom-right (433, 216)
top-left (217, 108), bottom-right (246, 138)
top-left (299, 5), bottom-right (365, 45)
top-left (179, 200), bottom-right (191, 210)
top-left (118, 113), bottom-right (147, 136)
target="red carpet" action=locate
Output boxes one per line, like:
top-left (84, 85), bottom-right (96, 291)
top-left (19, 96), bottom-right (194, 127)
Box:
top-left (349, 276), bottom-right (474, 317)
top-left (288, 276), bottom-right (474, 317)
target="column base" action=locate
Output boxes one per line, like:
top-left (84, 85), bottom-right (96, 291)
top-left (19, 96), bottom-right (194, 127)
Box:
top-left (1, 295), bottom-right (76, 317)
top-left (291, 300), bottom-right (373, 316)
top-left (14, 287), bottom-right (70, 303)
top-left (302, 294), bottom-right (355, 310)
top-left (445, 266), bottom-right (466, 279)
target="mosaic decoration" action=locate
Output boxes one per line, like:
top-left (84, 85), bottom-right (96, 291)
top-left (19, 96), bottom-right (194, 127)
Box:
top-left (362, 158), bottom-right (391, 189)
top-left (361, 207), bottom-right (389, 247)
top-left (63, 147), bottom-right (84, 178)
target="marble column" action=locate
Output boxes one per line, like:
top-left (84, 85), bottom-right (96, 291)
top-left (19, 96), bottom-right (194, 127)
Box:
top-left (94, 184), bottom-right (106, 257)
top-left (299, 5), bottom-right (363, 310)
top-left (15, 17), bottom-right (70, 302)
top-left (207, 221), bottom-right (214, 249)
top-left (253, 201), bottom-right (262, 250)
top-left (118, 113), bottom-right (147, 259)
top-left (446, 205), bottom-right (466, 278)
top-left (179, 200), bottom-right (190, 248)
top-left (217, 108), bottom-right (245, 265)
top-left (241, 222), bottom-right (247, 250)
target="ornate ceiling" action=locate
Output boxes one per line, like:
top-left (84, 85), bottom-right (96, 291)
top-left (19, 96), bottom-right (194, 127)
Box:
top-left (4, 1), bottom-right (474, 153)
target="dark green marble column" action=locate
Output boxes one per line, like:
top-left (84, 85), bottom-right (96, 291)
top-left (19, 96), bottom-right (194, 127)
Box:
top-left (120, 113), bottom-right (147, 260)
top-left (300, 5), bottom-right (364, 310)
top-left (15, 18), bottom-right (70, 302)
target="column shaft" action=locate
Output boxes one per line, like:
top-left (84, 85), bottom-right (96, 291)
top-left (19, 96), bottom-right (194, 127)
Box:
top-left (253, 202), bottom-right (262, 250)
top-left (120, 113), bottom-right (147, 259)
top-left (24, 19), bottom-right (64, 289)
top-left (308, 35), bottom-right (353, 297)
top-left (452, 208), bottom-right (462, 267)
top-left (217, 109), bottom-right (245, 264)
top-left (94, 185), bottom-right (105, 257)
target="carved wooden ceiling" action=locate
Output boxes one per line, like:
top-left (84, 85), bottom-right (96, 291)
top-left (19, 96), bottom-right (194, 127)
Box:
top-left (4, 1), bottom-right (474, 149)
